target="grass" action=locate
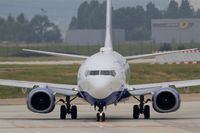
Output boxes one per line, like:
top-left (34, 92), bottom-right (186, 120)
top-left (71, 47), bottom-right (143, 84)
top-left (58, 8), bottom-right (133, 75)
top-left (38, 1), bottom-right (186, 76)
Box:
top-left (0, 64), bottom-right (200, 98)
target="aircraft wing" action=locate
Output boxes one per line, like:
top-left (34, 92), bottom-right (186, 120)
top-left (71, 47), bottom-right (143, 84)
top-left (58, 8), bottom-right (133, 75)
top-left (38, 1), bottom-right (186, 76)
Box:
top-left (128, 79), bottom-right (200, 96)
top-left (0, 79), bottom-right (78, 96)
top-left (125, 48), bottom-right (197, 60)
top-left (23, 49), bottom-right (89, 60)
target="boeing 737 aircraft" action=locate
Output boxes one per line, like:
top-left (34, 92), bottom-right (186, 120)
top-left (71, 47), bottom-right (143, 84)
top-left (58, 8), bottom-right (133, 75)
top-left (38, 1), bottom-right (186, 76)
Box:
top-left (0, 0), bottom-right (200, 122)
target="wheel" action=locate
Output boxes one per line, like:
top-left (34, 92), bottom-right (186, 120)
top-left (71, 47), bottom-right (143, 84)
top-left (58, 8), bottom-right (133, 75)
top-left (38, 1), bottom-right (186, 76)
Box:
top-left (144, 105), bottom-right (150, 119)
top-left (101, 113), bottom-right (105, 122)
top-left (133, 105), bottom-right (140, 119)
top-left (96, 113), bottom-right (105, 122)
top-left (71, 105), bottom-right (77, 119)
top-left (60, 105), bottom-right (67, 119)
top-left (96, 113), bottom-right (100, 122)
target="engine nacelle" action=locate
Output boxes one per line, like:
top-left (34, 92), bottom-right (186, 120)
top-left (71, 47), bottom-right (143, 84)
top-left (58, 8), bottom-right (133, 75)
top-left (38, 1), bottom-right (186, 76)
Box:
top-left (27, 87), bottom-right (55, 113)
top-left (152, 87), bottom-right (181, 113)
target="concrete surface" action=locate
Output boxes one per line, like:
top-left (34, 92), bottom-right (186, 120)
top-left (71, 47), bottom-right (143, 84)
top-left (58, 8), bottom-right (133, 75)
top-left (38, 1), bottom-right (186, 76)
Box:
top-left (0, 100), bottom-right (200, 133)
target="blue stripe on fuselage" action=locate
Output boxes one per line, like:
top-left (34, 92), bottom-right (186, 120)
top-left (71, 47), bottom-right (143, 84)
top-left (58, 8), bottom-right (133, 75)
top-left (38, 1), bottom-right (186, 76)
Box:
top-left (79, 89), bottom-right (130, 106)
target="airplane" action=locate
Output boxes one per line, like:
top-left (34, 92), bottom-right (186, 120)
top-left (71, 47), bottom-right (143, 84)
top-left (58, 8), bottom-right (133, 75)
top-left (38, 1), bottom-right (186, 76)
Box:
top-left (0, 0), bottom-right (200, 122)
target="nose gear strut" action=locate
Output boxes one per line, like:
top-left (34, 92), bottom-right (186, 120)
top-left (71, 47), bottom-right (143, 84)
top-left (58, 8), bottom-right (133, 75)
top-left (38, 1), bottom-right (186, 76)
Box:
top-left (96, 105), bottom-right (106, 122)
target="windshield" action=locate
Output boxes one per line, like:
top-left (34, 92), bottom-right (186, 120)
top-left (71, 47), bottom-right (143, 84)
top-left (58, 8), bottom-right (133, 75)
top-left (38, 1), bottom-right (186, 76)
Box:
top-left (85, 70), bottom-right (116, 77)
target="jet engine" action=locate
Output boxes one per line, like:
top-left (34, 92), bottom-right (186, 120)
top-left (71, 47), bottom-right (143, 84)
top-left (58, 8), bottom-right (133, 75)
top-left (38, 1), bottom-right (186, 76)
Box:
top-left (152, 87), bottom-right (181, 113)
top-left (27, 87), bottom-right (55, 113)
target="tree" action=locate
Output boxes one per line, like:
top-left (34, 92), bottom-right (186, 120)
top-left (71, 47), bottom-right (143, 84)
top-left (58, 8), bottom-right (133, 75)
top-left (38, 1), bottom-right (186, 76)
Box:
top-left (195, 9), bottom-right (200, 18)
top-left (0, 17), bottom-right (5, 25)
top-left (165, 0), bottom-right (179, 18)
top-left (69, 17), bottom-right (78, 30)
top-left (145, 2), bottom-right (162, 39)
top-left (17, 13), bottom-right (27, 24)
top-left (15, 13), bottom-right (30, 42)
top-left (177, 45), bottom-right (186, 50)
top-left (179, 0), bottom-right (194, 18)
top-left (7, 14), bottom-right (15, 23)
top-left (77, 1), bottom-right (89, 29)
top-left (0, 13), bottom-right (61, 43)
top-left (68, 0), bottom-right (200, 41)
top-left (5, 14), bottom-right (17, 41)
top-left (30, 15), bottom-right (52, 42)
top-left (0, 17), bottom-right (5, 41)
top-left (113, 6), bottom-right (148, 40)
top-left (30, 15), bottom-right (61, 43)
top-left (160, 43), bottom-right (172, 51)
top-left (44, 25), bottom-right (62, 43)
top-left (113, 7), bottom-right (136, 40)
top-left (70, 0), bottom-right (106, 29)
top-left (88, 1), bottom-right (106, 29)
top-left (146, 2), bottom-right (162, 19)
top-left (135, 5), bottom-right (145, 27)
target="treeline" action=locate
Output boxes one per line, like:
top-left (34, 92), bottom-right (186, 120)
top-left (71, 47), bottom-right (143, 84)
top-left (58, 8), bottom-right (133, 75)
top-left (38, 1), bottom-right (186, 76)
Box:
top-left (69, 0), bottom-right (200, 41)
top-left (0, 13), bottom-right (62, 43)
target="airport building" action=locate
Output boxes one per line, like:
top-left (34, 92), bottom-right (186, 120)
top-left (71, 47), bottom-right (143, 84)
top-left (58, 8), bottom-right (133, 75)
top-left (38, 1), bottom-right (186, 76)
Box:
top-left (65, 29), bottom-right (125, 45)
top-left (152, 19), bottom-right (200, 43)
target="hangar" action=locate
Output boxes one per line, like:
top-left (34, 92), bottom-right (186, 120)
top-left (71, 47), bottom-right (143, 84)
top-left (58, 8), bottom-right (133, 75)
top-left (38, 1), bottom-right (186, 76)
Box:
top-left (152, 19), bottom-right (200, 43)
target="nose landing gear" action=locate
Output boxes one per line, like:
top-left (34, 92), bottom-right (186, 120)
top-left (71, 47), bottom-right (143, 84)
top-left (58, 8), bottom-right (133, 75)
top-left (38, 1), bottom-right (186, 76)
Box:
top-left (96, 105), bottom-right (106, 122)
top-left (96, 112), bottom-right (105, 122)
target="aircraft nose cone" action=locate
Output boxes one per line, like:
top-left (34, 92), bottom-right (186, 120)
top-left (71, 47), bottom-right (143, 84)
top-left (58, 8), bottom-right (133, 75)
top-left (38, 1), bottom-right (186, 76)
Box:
top-left (89, 77), bottom-right (112, 99)
top-left (92, 78), bottom-right (108, 90)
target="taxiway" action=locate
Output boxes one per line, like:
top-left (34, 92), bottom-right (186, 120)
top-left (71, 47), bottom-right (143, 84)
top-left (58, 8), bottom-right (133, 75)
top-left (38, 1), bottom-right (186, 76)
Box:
top-left (0, 98), bottom-right (199, 133)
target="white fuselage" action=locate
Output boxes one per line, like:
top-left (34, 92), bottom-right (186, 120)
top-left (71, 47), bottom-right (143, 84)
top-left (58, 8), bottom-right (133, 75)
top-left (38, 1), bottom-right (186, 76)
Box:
top-left (76, 0), bottom-right (128, 107)
top-left (77, 48), bottom-right (130, 106)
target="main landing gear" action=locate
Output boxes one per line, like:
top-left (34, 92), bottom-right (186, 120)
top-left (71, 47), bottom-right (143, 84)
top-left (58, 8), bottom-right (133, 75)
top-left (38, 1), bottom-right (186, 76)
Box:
top-left (96, 105), bottom-right (106, 122)
top-left (58, 96), bottom-right (77, 120)
top-left (133, 95), bottom-right (151, 119)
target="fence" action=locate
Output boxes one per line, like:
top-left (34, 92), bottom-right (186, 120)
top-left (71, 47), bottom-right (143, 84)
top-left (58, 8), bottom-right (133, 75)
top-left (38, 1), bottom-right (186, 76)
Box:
top-left (0, 42), bottom-right (200, 58)
top-left (0, 42), bottom-right (161, 57)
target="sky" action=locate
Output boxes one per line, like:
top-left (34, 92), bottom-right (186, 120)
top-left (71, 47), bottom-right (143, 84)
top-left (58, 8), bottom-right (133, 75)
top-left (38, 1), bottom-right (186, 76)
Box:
top-left (0, 0), bottom-right (199, 32)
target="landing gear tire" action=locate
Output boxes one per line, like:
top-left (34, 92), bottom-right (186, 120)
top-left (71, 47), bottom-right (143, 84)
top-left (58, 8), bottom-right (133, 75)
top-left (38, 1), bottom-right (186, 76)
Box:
top-left (60, 105), bottom-right (67, 119)
top-left (58, 96), bottom-right (78, 120)
top-left (71, 105), bottom-right (77, 119)
top-left (96, 113), bottom-right (105, 122)
top-left (101, 113), bottom-right (105, 122)
top-left (96, 113), bottom-right (100, 122)
top-left (133, 95), bottom-right (151, 119)
top-left (144, 105), bottom-right (150, 119)
top-left (133, 105), bottom-right (140, 119)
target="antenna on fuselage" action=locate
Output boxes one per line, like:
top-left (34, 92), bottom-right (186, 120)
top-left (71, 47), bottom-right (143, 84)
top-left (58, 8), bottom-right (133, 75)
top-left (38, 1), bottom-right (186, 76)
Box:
top-left (101, 0), bottom-right (113, 52)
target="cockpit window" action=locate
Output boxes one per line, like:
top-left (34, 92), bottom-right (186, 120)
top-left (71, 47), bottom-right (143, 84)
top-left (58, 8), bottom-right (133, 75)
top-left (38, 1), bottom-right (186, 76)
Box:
top-left (85, 70), bottom-right (116, 77)
top-left (85, 71), bottom-right (99, 76)
top-left (89, 71), bottom-right (99, 75)
top-left (100, 70), bottom-right (116, 76)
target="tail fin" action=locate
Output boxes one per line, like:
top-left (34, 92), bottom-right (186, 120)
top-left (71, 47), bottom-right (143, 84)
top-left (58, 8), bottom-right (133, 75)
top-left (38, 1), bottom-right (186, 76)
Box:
top-left (104, 0), bottom-right (113, 50)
